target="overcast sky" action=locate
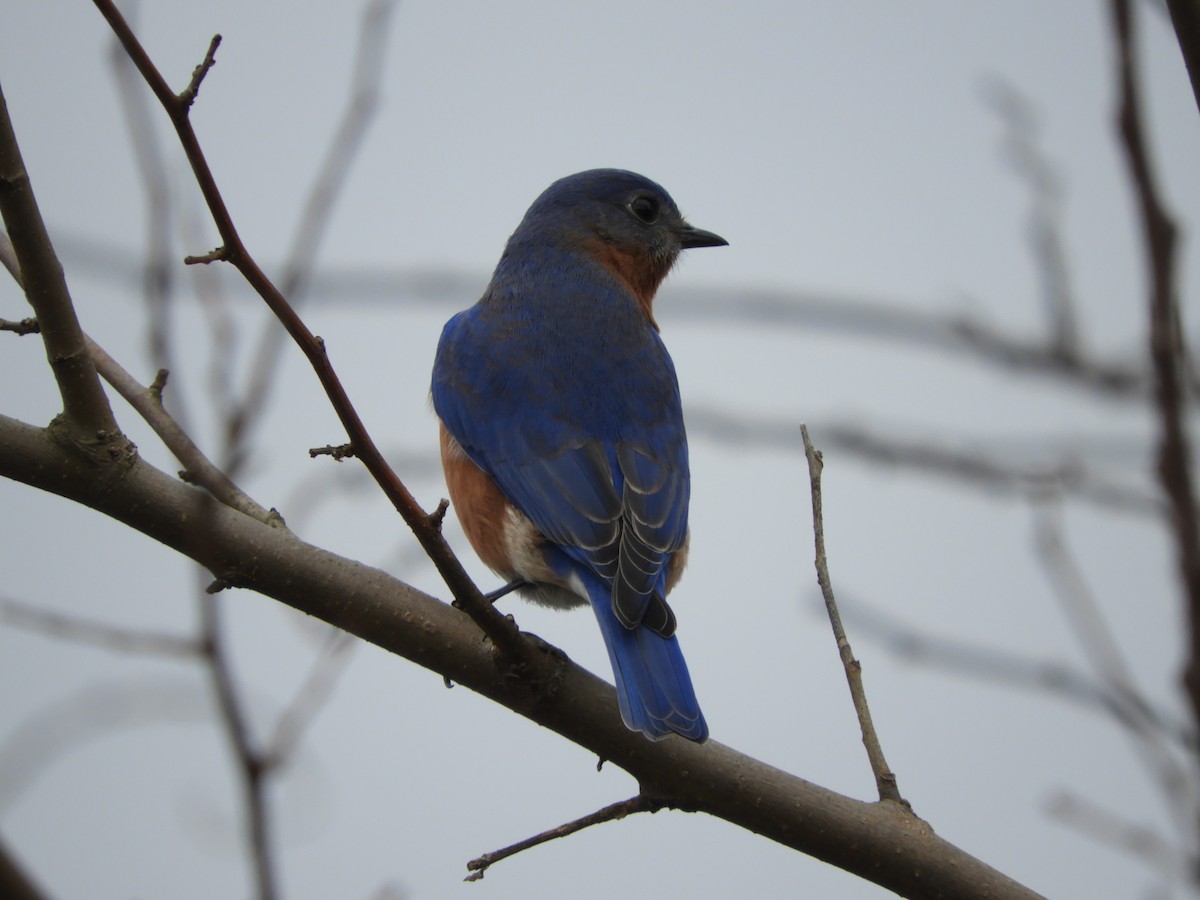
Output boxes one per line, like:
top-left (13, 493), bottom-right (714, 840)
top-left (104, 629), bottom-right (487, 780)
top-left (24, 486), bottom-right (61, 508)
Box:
top-left (3, 2), bottom-right (1200, 899)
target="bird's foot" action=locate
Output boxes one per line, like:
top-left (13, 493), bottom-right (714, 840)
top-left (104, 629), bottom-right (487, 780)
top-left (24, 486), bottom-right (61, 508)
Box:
top-left (483, 579), bottom-right (530, 604)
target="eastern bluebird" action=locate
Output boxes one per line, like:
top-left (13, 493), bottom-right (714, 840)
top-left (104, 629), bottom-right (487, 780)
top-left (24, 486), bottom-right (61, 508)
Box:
top-left (431, 169), bottom-right (726, 742)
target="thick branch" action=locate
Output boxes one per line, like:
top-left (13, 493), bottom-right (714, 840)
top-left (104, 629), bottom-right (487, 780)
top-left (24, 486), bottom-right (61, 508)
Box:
top-left (0, 836), bottom-right (47, 900)
top-left (0, 412), bottom-right (1045, 900)
top-left (1166, 0), bottom-right (1200, 117)
top-left (0, 83), bottom-right (118, 440)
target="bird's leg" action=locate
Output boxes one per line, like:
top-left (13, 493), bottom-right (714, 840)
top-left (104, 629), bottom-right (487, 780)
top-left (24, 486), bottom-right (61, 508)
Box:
top-left (483, 579), bottom-right (530, 604)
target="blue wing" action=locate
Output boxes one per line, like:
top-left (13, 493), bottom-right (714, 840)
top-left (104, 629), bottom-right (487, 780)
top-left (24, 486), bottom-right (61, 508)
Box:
top-left (431, 303), bottom-right (689, 635)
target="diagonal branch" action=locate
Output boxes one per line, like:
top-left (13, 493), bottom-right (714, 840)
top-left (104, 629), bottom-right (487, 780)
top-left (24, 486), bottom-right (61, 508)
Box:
top-left (0, 835), bottom-right (47, 900)
top-left (262, 631), bottom-right (356, 770)
top-left (227, 0), bottom-right (398, 458)
top-left (0, 84), bottom-right (118, 441)
top-left (84, 336), bottom-right (277, 524)
top-left (90, 0), bottom-right (529, 668)
top-left (0, 412), bottom-right (1048, 900)
top-left (465, 795), bottom-right (658, 881)
top-left (1165, 0), bottom-right (1200, 117)
top-left (0, 247), bottom-right (272, 524)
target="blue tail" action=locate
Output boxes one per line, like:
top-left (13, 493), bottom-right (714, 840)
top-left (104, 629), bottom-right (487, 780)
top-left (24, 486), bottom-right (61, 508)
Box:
top-left (583, 572), bottom-right (708, 742)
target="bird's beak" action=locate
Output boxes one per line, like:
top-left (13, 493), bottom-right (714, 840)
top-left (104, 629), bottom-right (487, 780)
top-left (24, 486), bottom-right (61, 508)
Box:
top-left (676, 223), bottom-right (728, 249)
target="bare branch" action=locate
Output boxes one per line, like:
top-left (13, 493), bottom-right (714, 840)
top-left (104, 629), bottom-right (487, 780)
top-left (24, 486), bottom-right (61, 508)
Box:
top-left (831, 591), bottom-right (1194, 750)
top-left (0, 835), bottom-right (49, 900)
top-left (0, 412), bottom-right (1048, 900)
top-left (690, 407), bottom-right (1162, 517)
top-left (178, 35), bottom-right (221, 109)
top-left (1164, 0), bottom-right (1200, 116)
top-left (0, 228), bottom-right (20, 283)
top-left (83, 334), bottom-right (278, 524)
top-left (0, 84), bottom-right (119, 440)
top-left (110, 12), bottom-right (179, 381)
top-left (225, 0), bottom-right (398, 463)
top-left (309, 443), bottom-right (357, 461)
top-left (801, 425), bottom-right (905, 805)
top-left (1046, 790), bottom-right (1189, 881)
top-left (1111, 0), bottom-right (1200, 736)
top-left (1034, 503), bottom-right (1197, 839)
top-left (983, 77), bottom-right (1082, 359)
top-left (92, 0), bottom-right (533, 671)
top-left (47, 228), bottom-right (1189, 404)
top-left (0, 596), bottom-right (201, 658)
top-left (465, 795), bottom-right (658, 881)
top-left (197, 575), bottom-right (278, 900)
top-left (263, 631), bottom-right (356, 769)
top-left (0, 317), bottom-right (38, 336)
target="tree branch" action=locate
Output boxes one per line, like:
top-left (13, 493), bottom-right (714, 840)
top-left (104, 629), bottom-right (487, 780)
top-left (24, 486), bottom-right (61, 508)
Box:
top-left (197, 574), bottom-right (279, 900)
top-left (1034, 503), bottom-right (1196, 838)
top-left (801, 425), bottom-right (904, 805)
top-left (0, 412), bottom-right (1045, 899)
top-left (0, 835), bottom-right (47, 900)
top-left (1165, 0), bottom-right (1200, 117)
top-left (465, 795), bottom-right (658, 881)
top-left (0, 83), bottom-right (119, 442)
top-left (0, 596), bottom-right (201, 658)
top-left (84, 336), bottom-right (278, 525)
top-left (90, 0), bottom-right (529, 670)
top-left (226, 0), bottom-right (397, 458)
top-left (1111, 0), bottom-right (1200, 741)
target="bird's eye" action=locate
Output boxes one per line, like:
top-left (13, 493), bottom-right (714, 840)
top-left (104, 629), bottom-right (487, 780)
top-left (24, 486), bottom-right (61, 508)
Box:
top-left (628, 195), bottom-right (660, 225)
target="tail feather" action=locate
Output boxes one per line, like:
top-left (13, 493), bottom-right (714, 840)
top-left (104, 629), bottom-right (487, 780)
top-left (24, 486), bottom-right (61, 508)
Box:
top-left (585, 573), bottom-right (707, 742)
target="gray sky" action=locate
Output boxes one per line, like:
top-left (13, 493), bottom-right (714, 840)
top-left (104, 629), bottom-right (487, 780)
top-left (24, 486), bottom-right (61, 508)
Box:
top-left (3, 2), bottom-right (1199, 898)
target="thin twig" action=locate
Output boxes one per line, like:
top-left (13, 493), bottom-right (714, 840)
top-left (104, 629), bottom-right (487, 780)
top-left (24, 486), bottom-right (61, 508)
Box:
top-left (83, 334), bottom-right (278, 525)
top-left (0, 229), bottom-right (21, 284)
top-left (0, 596), bottom-right (202, 658)
top-left (263, 631), bottom-right (357, 769)
top-left (829, 591), bottom-right (1195, 751)
top-left (227, 0), bottom-right (397, 458)
top-left (309, 443), bottom-right (357, 461)
top-left (178, 35), bottom-right (221, 109)
top-left (1033, 503), bottom-right (1197, 845)
top-left (1046, 790), bottom-right (1189, 881)
top-left (0, 317), bottom-right (38, 335)
top-left (800, 425), bottom-right (904, 805)
top-left (48, 226), bottom-right (1199, 403)
top-left (983, 78), bottom-right (1081, 360)
top-left (110, 9), bottom-right (180, 394)
top-left (689, 409), bottom-right (1162, 518)
top-left (465, 795), bottom-right (658, 881)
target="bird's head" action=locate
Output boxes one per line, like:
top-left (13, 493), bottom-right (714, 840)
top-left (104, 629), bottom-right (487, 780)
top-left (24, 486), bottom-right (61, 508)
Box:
top-left (509, 169), bottom-right (727, 327)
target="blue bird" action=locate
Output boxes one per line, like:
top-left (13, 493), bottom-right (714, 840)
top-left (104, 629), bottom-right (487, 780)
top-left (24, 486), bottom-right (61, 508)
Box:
top-left (431, 169), bottom-right (726, 742)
